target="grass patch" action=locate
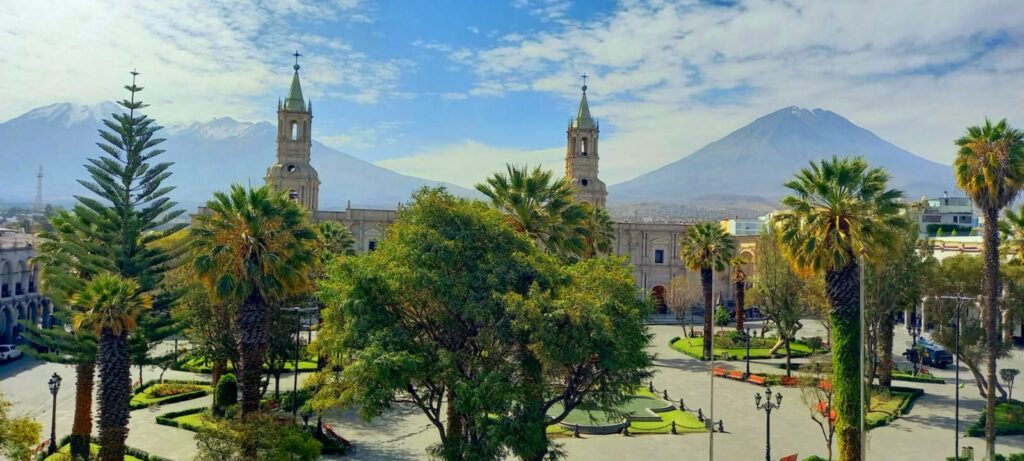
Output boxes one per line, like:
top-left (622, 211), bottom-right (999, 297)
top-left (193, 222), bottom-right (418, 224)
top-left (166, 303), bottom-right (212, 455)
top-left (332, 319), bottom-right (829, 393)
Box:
top-left (866, 386), bottom-right (923, 429)
top-left (39, 436), bottom-right (169, 461)
top-left (130, 380), bottom-right (211, 410)
top-left (546, 387), bottom-right (705, 435)
top-left (967, 400), bottom-right (1024, 437)
top-left (670, 337), bottom-right (814, 361)
top-left (155, 407), bottom-right (210, 432)
top-left (173, 357), bottom-right (318, 374)
top-left (892, 371), bottom-right (946, 384)
top-left (43, 443), bottom-right (145, 461)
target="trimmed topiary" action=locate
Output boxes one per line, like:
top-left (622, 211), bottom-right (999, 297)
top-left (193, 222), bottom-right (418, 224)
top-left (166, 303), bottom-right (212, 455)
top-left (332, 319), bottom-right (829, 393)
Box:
top-left (215, 373), bottom-right (238, 412)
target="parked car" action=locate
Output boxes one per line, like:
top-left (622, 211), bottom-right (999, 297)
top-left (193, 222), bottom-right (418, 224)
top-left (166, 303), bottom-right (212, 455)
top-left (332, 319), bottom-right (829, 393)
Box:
top-left (903, 339), bottom-right (953, 369)
top-left (0, 344), bottom-right (22, 362)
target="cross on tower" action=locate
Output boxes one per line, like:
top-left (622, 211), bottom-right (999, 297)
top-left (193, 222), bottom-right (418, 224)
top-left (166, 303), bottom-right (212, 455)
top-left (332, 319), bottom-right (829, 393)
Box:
top-left (580, 73), bottom-right (588, 91)
top-left (293, 50), bottom-right (302, 70)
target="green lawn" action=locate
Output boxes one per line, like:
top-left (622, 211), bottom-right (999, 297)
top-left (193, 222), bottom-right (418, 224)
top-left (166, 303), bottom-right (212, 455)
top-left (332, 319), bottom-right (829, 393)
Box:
top-left (968, 400), bottom-right (1024, 436)
top-left (175, 357), bottom-right (318, 374)
top-left (173, 411), bottom-right (213, 431)
top-left (670, 337), bottom-right (814, 360)
top-left (44, 443), bottom-right (144, 461)
top-left (546, 388), bottom-right (704, 435)
top-left (866, 389), bottom-right (919, 429)
top-left (892, 370), bottom-right (946, 384)
top-left (130, 382), bottom-right (211, 409)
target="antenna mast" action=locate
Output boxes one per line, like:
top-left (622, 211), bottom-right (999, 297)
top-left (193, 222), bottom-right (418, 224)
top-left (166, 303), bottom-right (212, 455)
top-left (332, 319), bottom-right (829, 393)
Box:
top-left (34, 165), bottom-right (44, 213)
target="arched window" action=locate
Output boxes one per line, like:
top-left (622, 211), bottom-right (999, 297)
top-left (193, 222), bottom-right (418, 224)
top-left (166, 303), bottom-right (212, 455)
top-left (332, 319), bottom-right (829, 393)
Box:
top-left (581, 137), bottom-right (588, 155)
top-left (291, 121), bottom-right (299, 141)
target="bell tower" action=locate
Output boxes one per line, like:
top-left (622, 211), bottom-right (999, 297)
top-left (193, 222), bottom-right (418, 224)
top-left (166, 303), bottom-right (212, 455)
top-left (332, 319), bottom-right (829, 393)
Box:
top-left (565, 74), bottom-right (607, 208)
top-left (265, 51), bottom-right (320, 211)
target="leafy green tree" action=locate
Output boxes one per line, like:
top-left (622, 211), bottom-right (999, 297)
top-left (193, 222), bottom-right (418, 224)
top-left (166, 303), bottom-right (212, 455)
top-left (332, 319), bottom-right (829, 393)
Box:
top-left (864, 224), bottom-right (929, 389)
top-left (774, 156), bottom-right (904, 461)
top-left (579, 202), bottom-right (615, 259)
top-left (215, 373), bottom-right (238, 414)
top-left (33, 72), bottom-right (184, 460)
top-left (1000, 203), bottom-right (1024, 264)
top-left (476, 164), bottom-right (587, 260)
top-left (316, 221), bottom-right (356, 259)
top-left (265, 305), bottom-right (300, 400)
top-left (680, 221), bottom-right (736, 359)
top-left (751, 231), bottom-right (809, 376)
top-left (714, 305), bottom-right (730, 333)
top-left (72, 274), bottom-right (152, 461)
top-left (730, 256), bottom-right (749, 332)
top-left (128, 310), bottom-right (181, 385)
top-left (0, 393), bottom-right (42, 461)
top-left (195, 412), bottom-right (321, 461)
top-left (954, 118), bottom-right (1024, 460)
top-left (191, 185), bottom-right (317, 420)
top-left (1001, 369), bottom-right (1020, 401)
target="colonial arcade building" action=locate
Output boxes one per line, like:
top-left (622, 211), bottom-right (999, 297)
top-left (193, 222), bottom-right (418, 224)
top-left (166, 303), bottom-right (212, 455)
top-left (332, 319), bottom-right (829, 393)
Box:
top-left (0, 229), bottom-right (52, 344)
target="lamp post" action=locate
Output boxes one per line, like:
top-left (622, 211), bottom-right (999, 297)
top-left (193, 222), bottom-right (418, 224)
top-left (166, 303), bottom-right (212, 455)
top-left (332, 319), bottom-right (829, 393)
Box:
top-left (939, 294), bottom-right (976, 461)
top-left (744, 327), bottom-right (752, 378)
top-left (281, 304), bottom-right (318, 423)
top-left (47, 372), bottom-right (62, 454)
top-left (754, 387), bottom-right (783, 461)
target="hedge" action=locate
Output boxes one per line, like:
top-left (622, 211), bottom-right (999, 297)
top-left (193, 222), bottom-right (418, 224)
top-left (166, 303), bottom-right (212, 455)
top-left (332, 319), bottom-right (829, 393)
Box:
top-left (155, 407), bottom-right (208, 432)
top-left (130, 379), bottom-right (212, 410)
top-left (866, 386), bottom-right (924, 429)
top-left (967, 400), bottom-right (1024, 437)
top-left (36, 435), bottom-right (171, 461)
top-left (891, 371), bottom-right (946, 384)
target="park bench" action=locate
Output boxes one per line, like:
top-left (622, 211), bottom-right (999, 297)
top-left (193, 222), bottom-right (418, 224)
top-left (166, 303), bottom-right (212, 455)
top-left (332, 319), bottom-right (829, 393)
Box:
top-left (818, 380), bottom-right (833, 392)
top-left (779, 454), bottom-right (798, 461)
top-left (712, 367), bottom-right (728, 377)
top-left (728, 370), bottom-right (745, 380)
top-left (747, 374), bottom-right (766, 386)
top-left (781, 376), bottom-right (799, 387)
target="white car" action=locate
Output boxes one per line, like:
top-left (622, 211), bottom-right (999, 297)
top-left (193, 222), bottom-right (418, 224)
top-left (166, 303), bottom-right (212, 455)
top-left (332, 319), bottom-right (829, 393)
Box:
top-left (0, 344), bottom-right (22, 362)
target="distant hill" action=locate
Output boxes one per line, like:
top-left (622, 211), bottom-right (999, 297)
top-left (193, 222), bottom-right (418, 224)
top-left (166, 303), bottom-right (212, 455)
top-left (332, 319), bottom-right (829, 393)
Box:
top-left (609, 106), bottom-right (956, 207)
top-left (0, 102), bottom-right (475, 210)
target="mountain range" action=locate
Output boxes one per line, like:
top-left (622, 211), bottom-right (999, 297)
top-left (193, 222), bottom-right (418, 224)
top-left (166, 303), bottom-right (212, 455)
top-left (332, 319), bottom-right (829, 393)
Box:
top-left (0, 103), bottom-right (957, 217)
top-left (608, 106), bottom-right (956, 208)
top-left (0, 102), bottom-right (473, 210)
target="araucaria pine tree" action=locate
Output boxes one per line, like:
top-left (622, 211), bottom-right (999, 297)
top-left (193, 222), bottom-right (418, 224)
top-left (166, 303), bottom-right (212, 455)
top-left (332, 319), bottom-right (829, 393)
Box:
top-left (37, 71), bottom-right (185, 461)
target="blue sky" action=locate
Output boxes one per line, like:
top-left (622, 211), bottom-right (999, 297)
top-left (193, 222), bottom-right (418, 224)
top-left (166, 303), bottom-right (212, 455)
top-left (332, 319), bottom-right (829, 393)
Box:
top-left (2, 0), bottom-right (1023, 187)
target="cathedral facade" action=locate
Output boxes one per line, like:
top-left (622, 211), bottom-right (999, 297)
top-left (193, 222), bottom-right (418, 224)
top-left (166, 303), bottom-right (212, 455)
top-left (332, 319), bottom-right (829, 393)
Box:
top-left (262, 64), bottom-right (750, 312)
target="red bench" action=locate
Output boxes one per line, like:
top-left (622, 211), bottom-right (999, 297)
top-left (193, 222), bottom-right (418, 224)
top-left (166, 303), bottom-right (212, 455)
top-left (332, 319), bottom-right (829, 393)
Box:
top-left (727, 370), bottom-right (745, 380)
top-left (712, 367), bottom-right (727, 377)
top-left (747, 374), bottom-right (767, 386)
top-left (779, 455), bottom-right (798, 461)
top-left (781, 376), bottom-right (799, 387)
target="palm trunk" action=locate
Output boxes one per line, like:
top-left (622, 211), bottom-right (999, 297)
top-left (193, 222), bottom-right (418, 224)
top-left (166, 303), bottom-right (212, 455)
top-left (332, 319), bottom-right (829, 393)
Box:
top-left (785, 341), bottom-right (792, 377)
top-left (825, 260), bottom-right (862, 461)
top-left (235, 293), bottom-right (270, 417)
top-left (211, 359), bottom-right (225, 398)
top-left (735, 280), bottom-right (745, 332)
top-left (71, 361), bottom-right (95, 460)
top-left (701, 267), bottom-right (713, 360)
top-left (97, 331), bottom-right (131, 461)
top-left (878, 313), bottom-right (895, 390)
top-left (984, 207), bottom-right (1001, 461)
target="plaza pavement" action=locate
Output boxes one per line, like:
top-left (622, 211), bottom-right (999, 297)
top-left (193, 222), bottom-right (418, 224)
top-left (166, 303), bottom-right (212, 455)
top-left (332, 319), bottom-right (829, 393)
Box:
top-left (5, 322), bottom-right (1024, 460)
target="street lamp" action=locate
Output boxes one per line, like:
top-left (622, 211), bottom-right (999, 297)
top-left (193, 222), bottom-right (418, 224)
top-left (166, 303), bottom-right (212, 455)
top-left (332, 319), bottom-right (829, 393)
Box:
top-left (754, 387), bottom-right (783, 461)
top-left (939, 294), bottom-right (977, 461)
top-left (744, 327), bottom-right (752, 378)
top-left (47, 372), bottom-right (62, 454)
top-left (281, 304), bottom-right (318, 423)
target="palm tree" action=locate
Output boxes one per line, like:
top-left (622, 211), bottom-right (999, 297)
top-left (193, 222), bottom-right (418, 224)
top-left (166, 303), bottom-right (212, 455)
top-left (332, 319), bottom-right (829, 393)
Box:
top-left (476, 164), bottom-right (587, 259)
top-left (730, 256), bottom-right (749, 332)
top-left (71, 274), bottom-right (151, 461)
top-left (954, 119), bottom-right (1024, 460)
top-left (1000, 204), bottom-right (1024, 265)
top-left (579, 203), bottom-right (615, 259)
top-left (317, 221), bottom-right (356, 257)
top-left (774, 156), bottom-right (904, 461)
top-left (190, 185), bottom-right (317, 417)
top-left (679, 222), bottom-right (736, 359)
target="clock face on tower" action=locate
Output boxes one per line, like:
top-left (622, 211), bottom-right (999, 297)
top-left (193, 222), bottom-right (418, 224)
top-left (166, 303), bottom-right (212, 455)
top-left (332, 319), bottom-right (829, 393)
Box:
top-left (287, 164), bottom-right (297, 173)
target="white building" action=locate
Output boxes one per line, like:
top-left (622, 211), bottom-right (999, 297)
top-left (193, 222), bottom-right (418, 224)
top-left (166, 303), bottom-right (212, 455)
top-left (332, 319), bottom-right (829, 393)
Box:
top-left (0, 229), bottom-right (53, 343)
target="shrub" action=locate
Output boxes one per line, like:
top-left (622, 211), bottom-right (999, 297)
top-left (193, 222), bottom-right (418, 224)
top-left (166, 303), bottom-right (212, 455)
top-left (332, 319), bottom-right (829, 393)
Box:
top-left (801, 336), bottom-right (824, 351)
top-left (216, 373), bottom-right (238, 409)
top-left (802, 456), bottom-right (827, 461)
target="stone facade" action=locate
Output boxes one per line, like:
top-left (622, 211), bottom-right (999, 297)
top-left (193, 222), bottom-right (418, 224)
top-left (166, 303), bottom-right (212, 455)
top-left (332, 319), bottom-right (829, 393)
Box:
top-left (0, 229), bottom-right (52, 344)
top-left (251, 66), bottom-right (754, 313)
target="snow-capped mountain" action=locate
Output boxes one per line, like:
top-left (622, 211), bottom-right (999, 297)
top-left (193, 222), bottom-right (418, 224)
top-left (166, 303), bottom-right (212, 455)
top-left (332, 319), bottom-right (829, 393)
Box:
top-left (0, 102), bottom-right (474, 209)
top-left (608, 107), bottom-right (956, 206)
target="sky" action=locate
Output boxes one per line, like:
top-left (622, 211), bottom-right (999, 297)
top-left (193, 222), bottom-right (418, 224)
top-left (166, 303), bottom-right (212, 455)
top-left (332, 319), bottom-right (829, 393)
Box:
top-left (2, 0), bottom-right (1023, 188)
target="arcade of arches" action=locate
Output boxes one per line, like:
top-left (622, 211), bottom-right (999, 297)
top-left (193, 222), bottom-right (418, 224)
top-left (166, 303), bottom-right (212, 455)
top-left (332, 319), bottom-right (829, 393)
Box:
top-left (0, 241), bottom-right (53, 344)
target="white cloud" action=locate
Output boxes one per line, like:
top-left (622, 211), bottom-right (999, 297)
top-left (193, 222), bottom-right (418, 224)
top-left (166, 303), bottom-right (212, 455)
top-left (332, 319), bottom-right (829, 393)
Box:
top-left (377, 140), bottom-right (563, 187)
top-left (319, 121), bottom-right (401, 151)
top-left (0, 0), bottom-right (405, 124)
top-left (433, 0), bottom-right (1024, 172)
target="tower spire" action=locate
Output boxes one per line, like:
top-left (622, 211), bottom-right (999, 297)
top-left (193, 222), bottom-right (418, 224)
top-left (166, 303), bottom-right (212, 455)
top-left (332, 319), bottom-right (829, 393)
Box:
top-left (284, 51), bottom-right (306, 111)
top-left (573, 73), bottom-right (594, 129)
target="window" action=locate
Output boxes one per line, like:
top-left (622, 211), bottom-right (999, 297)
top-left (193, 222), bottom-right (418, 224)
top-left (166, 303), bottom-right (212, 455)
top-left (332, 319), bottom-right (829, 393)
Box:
top-left (287, 164), bottom-right (297, 173)
top-left (581, 178), bottom-right (589, 186)
top-left (291, 121), bottom-right (298, 140)
top-left (654, 249), bottom-right (664, 264)
top-left (581, 137), bottom-right (588, 155)
top-left (368, 240), bottom-right (377, 251)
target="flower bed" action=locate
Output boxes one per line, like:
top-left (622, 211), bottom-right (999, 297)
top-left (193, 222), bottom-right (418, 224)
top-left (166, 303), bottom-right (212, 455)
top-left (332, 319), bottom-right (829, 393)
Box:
top-left (130, 379), bottom-right (211, 410)
top-left (866, 386), bottom-right (924, 429)
top-left (670, 336), bottom-right (815, 361)
top-left (37, 435), bottom-right (169, 461)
